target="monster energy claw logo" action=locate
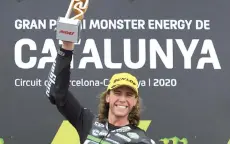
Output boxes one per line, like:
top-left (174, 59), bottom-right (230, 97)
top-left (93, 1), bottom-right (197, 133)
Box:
top-left (160, 137), bottom-right (188, 144)
top-left (0, 138), bottom-right (4, 144)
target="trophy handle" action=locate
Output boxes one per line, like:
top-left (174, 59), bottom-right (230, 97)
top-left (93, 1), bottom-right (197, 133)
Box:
top-left (65, 0), bottom-right (75, 19)
top-left (72, 0), bottom-right (89, 20)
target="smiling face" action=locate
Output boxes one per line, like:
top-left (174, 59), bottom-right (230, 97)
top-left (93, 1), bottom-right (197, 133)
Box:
top-left (106, 86), bottom-right (138, 119)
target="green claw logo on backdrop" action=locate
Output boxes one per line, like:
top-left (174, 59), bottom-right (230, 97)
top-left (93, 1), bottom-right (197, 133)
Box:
top-left (160, 137), bottom-right (188, 144)
top-left (0, 138), bottom-right (4, 144)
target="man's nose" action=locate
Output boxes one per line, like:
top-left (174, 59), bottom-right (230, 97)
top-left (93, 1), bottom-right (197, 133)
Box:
top-left (118, 95), bottom-right (126, 102)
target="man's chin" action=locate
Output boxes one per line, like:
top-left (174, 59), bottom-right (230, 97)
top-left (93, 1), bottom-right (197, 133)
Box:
top-left (111, 107), bottom-right (131, 118)
top-left (113, 111), bottom-right (129, 118)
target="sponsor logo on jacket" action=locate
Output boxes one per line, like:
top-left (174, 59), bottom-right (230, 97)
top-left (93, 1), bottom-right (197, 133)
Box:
top-left (115, 133), bottom-right (131, 142)
top-left (94, 121), bottom-right (105, 127)
top-left (127, 132), bottom-right (139, 139)
top-left (112, 126), bottom-right (131, 133)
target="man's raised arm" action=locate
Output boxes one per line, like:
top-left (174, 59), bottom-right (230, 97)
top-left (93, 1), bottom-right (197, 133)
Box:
top-left (45, 41), bottom-right (94, 143)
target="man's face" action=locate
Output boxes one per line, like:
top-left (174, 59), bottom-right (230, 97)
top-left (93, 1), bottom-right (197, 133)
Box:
top-left (106, 86), bottom-right (138, 118)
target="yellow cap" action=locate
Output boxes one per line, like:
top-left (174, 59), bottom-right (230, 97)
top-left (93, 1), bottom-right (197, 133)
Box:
top-left (107, 72), bottom-right (139, 95)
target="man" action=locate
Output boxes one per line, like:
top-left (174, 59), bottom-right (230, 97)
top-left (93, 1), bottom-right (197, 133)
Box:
top-left (46, 40), bottom-right (155, 144)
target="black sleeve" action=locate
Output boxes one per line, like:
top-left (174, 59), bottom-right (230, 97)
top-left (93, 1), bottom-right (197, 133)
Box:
top-left (45, 47), bottom-right (95, 143)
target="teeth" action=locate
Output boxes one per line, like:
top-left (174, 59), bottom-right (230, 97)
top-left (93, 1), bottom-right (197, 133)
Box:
top-left (116, 105), bottom-right (127, 109)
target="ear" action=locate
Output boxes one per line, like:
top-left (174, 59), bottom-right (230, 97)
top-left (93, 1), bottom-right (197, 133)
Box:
top-left (105, 93), bottom-right (110, 103)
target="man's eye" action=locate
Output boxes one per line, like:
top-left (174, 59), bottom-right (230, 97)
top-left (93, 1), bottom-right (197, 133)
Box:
top-left (127, 93), bottom-right (134, 97)
top-left (114, 92), bottom-right (121, 95)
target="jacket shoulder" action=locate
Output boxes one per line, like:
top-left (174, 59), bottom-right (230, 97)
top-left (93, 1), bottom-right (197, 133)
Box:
top-left (130, 126), bottom-right (156, 144)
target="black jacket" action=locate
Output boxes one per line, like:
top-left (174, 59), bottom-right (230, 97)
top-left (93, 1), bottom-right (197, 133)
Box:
top-left (46, 47), bottom-right (155, 144)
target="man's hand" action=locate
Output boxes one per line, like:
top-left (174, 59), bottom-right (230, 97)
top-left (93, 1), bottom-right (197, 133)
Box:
top-left (62, 41), bottom-right (75, 50)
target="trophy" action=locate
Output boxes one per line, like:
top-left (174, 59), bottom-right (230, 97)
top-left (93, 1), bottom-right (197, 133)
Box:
top-left (56, 0), bottom-right (89, 43)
